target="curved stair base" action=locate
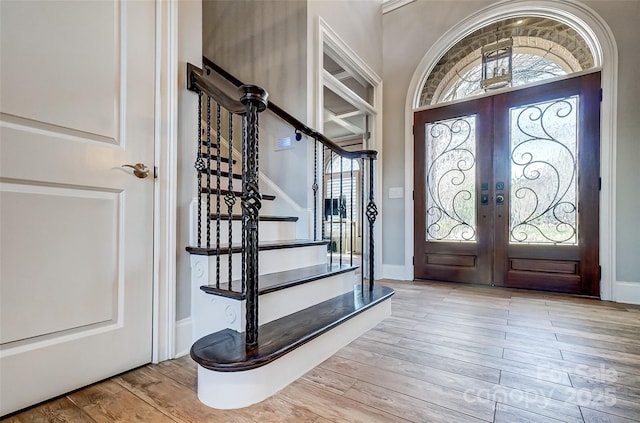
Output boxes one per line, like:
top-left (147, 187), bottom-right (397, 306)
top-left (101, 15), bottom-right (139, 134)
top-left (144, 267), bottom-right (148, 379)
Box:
top-left (195, 296), bottom-right (391, 409)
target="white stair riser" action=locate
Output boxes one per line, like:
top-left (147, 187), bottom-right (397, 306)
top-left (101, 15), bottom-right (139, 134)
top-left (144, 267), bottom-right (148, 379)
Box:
top-left (210, 219), bottom-right (296, 246)
top-left (259, 272), bottom-right (355, 326)
top-left (190, 199), bottom-right (275, 245)
top-left (190, 245), bottom-right (328, 286)
top-left (196, 298), bottom-right (392, 409)
top-left (190, 270), bottom-right (356, 341)
top-left (191, 292), bottom-right (246, 341)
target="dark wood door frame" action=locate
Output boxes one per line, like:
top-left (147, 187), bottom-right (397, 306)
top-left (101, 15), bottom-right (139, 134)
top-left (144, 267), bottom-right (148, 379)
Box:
top-left (414, 72), bottom-right (601, 296)
top-left (492, 72), bottom-right (601, 295)
top-left (414, 97), bottom-right (493, 285)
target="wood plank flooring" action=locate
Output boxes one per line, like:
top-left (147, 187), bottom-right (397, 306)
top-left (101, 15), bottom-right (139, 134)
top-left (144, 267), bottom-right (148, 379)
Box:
top-left (4, 280), bottom-right (640, 422)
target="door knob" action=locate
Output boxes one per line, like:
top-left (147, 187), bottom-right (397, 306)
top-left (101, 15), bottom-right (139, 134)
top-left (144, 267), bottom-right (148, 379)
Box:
top-left (121, 163), bottom-right (150, 179)
top-left (496, 193), bottom-right (505, 205)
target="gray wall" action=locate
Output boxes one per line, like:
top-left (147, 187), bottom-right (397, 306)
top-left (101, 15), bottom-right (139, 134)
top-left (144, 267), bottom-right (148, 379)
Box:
top-left (591, 0), bottom-right (640, 283)
top-left (381, 1), bottom-right (640, 288)
top-left (382, 0), bottom-right (491, 267)
top-left (203, 0), bottom-right (310, 207)
top-left (307, 0), bottom-right (383, 77)
top-left (201, 0), bottom-right (383, 209)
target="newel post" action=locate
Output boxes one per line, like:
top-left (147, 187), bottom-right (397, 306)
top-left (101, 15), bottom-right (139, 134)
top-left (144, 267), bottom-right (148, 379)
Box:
top-left (239, 84), bottom-right (268, 347)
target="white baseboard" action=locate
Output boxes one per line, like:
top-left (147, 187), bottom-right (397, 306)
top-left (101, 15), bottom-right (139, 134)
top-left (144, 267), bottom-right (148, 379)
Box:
top-left (614, 281), bottom-right (640, 305)
top-left (175, 317), bottom-right (193, 358)
top-left (382, 264), bottom-right (410, 281)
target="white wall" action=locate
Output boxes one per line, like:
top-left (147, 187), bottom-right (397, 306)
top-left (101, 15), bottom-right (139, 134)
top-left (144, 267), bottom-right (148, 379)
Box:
top-left (176, 0), bottom-right (202, 320)
top-left (381, 0), bottom-right (640, 302)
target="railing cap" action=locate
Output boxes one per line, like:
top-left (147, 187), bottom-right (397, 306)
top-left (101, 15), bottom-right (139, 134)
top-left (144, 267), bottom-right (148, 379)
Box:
top-left (239, 85), bottom-right (269, 112)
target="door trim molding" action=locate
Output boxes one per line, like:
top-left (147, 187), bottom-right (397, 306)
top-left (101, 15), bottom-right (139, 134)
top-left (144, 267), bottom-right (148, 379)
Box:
top-left (403, 0), bottom-right (618, 300)
top-left (315, 17), bottom-right (384, 279)
top-left (152, 0), bottom-right (179, 363)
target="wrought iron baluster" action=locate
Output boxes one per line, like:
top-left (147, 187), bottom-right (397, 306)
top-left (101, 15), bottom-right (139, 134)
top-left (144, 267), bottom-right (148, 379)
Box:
top-left (366, 158), bottom-right (378, 291)
top-left (312, 138), bottom-right (318, 241)
top-left (206, 96), bottom-right (212, 251)
top-left (215, 102), bottom-right (221, 289)
top-left (241, 116), bottom-right (247, 296)
top-left (321, 146), bottom-right (325, 242)
top-left (329, 151), bottom-right (334, 267)
top-left (339, 156), bottom-right (344, 267)
top-left (226, 112), bottom-right (236, 291)
top-left (360, 158), bottom-right (365, 289)
top-left (350, 159), bottom-right (354, 267)
top-left (195, 91), bottom-right (204, 247)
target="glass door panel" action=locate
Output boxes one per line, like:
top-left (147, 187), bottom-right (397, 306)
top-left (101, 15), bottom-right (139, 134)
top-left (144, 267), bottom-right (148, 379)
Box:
top-left (425, 116), bottom-right (477, 242)
top-left (414, 97), bottom-right (493, 285)
top-left (509, 96), bottom-right (579, 245)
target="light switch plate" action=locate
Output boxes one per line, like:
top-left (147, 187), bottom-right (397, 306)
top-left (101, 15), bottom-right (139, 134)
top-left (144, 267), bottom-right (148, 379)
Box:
top-left (389, 187), bottom-right (404, 199)
top-left (276, 136), bottom-right (293, 150)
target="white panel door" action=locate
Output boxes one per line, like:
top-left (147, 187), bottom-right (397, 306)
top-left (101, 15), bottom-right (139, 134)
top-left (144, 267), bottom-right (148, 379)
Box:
top-left (0, 0), bottom-right (155, 415)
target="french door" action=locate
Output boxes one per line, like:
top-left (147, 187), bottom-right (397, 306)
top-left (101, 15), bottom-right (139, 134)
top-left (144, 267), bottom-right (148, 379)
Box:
top-left (414, 73), bottom-right (601, 295)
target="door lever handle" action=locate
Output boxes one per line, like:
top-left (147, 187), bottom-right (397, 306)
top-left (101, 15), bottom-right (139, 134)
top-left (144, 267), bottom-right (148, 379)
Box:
top-left (121, 163), bottom-right (150, 179)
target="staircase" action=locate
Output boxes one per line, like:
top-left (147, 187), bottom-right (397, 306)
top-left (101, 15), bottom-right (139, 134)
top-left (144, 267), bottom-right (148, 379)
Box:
top-left (185, 60), bottom-right (393, 410)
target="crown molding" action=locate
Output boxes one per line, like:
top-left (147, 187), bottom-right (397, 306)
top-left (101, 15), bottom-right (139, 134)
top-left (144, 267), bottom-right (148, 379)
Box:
top-left (382, 0), bottom-right (416, 15)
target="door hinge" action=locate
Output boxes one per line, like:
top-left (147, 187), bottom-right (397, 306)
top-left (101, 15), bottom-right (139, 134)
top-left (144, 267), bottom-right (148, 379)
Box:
top-left (412, 190), bottom-right (415, 201)
top-left (413, 256), bottom-right (415, 265)
top-left (598, 177), bottom-right (602, 191)
top-left (599, 265), bottom-right (602, 280)
top-left (600, 88), bottom-right (603, 102)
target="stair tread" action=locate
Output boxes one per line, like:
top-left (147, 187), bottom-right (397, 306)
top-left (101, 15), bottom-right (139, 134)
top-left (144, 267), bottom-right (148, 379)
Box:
top-left (200, 263), bottom-right (358, 298)
top-left (200, 187), bottom-right (275, 201)
top-left (209, 214), bottom-right (298, 222)
top-left (190, 285), bottom-right (394, 372)
top-left (186, 239), bottom-right (329, 255)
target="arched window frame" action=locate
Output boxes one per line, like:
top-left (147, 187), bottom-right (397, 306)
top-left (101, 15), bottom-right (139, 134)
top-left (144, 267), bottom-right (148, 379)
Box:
top-left (403, 0), bottom-right (618, 300)
top-left (428, 35), bottom-right (586, 105)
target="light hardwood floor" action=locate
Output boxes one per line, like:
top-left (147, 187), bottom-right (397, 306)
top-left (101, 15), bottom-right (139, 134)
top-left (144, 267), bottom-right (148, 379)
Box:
top-left (3, 280), bottom-right (640, 422)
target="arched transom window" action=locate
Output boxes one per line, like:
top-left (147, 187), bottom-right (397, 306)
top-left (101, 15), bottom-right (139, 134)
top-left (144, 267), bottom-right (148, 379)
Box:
top-left (420, 17), bottom-right (595, 106)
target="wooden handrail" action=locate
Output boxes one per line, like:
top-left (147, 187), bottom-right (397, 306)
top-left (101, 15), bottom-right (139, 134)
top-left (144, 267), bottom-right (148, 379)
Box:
top-left (187, 63), bottom-right (246, 114)
top-left (202, 56), bottom-right (378, 161)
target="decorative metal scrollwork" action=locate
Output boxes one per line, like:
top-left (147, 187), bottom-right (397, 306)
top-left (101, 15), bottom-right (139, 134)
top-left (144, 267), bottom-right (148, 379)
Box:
top-left (194, 157), bottom-right (206, 171)
top-left (224, 191), bottom-right (236, 209)
top-left (366, 201), bottom-right (378, 224)
top-left (241, 182), bottom-right (262, 217)
top-left (510, 96), bottom-right (578, 244)
top-left (425, 116), bottom-right (477, 241)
